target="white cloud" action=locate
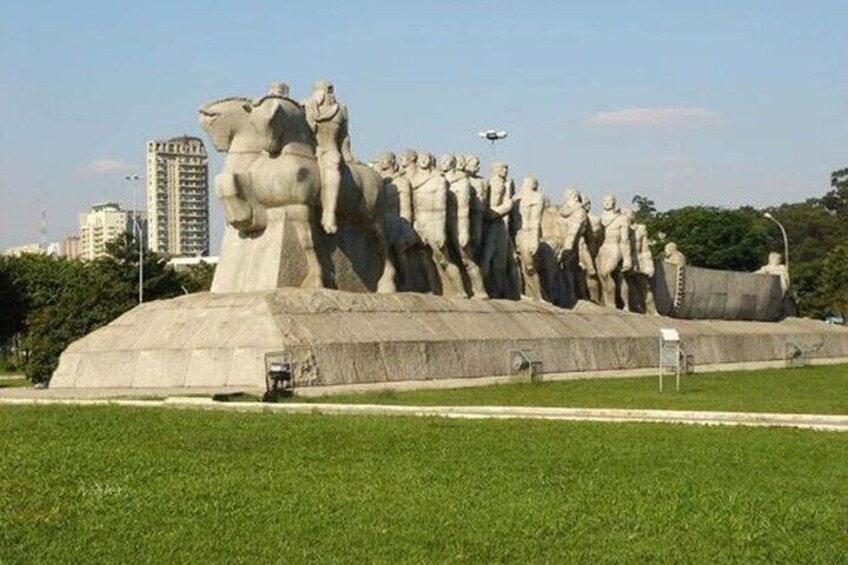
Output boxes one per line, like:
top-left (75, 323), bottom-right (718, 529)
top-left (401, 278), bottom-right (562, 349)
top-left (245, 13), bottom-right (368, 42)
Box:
top-left (586, 107), bottom-right (724, 127)
top-left (79, 158), bottom-right (136, 176)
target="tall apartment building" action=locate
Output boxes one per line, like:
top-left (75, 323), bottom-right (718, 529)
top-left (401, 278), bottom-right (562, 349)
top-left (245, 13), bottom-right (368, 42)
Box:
top-left (78, 202), bottom-right (131, 260)
top-left (145, 136), bottom-right (209, 256)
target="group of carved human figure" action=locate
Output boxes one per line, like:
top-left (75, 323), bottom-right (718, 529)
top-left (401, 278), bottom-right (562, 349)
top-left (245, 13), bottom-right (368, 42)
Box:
top-left (198, 80), bottom-right (686, 310)
top-left (374, 149), bottom-right (688, 311)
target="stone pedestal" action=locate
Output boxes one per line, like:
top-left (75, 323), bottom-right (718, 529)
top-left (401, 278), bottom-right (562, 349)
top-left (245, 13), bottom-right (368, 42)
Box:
top-left (50, 289), bottom-right (848, 391)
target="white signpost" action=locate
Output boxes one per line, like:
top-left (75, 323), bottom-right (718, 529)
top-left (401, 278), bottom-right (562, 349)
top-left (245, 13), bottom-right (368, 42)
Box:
top-left (658, 328), bottom-right (682, 392)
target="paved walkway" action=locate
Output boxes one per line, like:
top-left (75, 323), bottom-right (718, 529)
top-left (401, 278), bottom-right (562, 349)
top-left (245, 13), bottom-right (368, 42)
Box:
top-left (1, 396), bottom-right (845, 432)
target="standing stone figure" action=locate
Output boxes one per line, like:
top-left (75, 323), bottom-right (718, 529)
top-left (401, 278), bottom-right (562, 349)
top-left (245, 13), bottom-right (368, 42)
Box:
top-left (514, 177), bottom-right (545, 300)
top-left (631, 218), bottom-right (658, 314)
top-left (556, 189), bottom-right (589, 304)
top-left (578, 197), bottom-right (603, 303)
top-left (454, 154), bottom-right (467, 174)
top-left (304, 80), bottom-right (354, 235)
top-left (663, 242), bottom-right (687, 267)
top-left (755, 252), bottom-right (797, 316)
top-left (481, 162), bottom-right (519, 298)
top-left (410, 153), bottom-right (464, 295)
top-left (464, 155), bottom-right (489, 256)
top-left (440, 154), bottom-right (487, 298)
top-left (375, 151), bottom-right (416, 289)
top-left (596, 195), bottom-right (632, 308)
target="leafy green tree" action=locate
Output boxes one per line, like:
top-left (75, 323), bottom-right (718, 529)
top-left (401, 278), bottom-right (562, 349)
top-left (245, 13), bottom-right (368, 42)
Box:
top-left (20, 261), bottom-right (132, 382)
top-left (0, 256), bottom-right (26, 345)
top-left (631, 195), bottom-right (657, 223)
top-left (646, 206), bottom-right (768, 272)
top-left (178, 261), bottom-right (216, 294)
top-left (822, 167), bottom-right (848, 215)
top-left (96, 233), bottom-right (185, 303)
top-left (819, 245), bottom-right (848, 321)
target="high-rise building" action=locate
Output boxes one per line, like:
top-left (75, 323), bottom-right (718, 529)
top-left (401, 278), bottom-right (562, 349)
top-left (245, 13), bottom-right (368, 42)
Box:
top-left (60, 235), bottom-right (81, 259)
top-left (145, 136), bottom-right (209, 256)
top-left (78, 202), bottom-right (131, 260)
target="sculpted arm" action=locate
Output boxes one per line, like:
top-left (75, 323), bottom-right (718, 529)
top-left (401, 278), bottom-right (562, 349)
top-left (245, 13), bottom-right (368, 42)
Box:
top-left (340, 106), bottom-right (354, 162)
top-left (528, 199), bottom-right (543, 254)
top-left (620, 225), bottom-right (633, 270)
top-left (434, 179), bottom-right (448, 248)
top-left (304, 100), bottom-right (319, 133)
top-left (457, 180), bottom-right (471, 248)
top-left (399, 182), bottom-right (413, 223)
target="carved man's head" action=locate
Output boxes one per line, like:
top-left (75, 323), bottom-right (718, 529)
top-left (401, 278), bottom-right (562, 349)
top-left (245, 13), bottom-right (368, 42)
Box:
top-left (312, 80), bottom-right (335, 104)
top-left (417, 152), bottom-right (435, 171)
top-left (622, 207), bottom-right (635, 223)
top-left (521, 177), bottom-right (539, 193)
top-left (563, 188), bottom-right (579, 203)
top-left (399, 149), bottom-right (418, 170)
top-left (602, 195), bottom-right (617, 211)
top-left (768, 252), bottom-right (783, 266)
top-left (438, 154), bottom-right (456, 173)
top-left (664, 242), bottom-right (678, 257)
top-left (491, 162), bottom-right (508, 178)
top-left (268, 82), bottom-right (290, 98)
top-left (465, 155), bottom-right (480, 174)
top-left (375, 151), bottom-right (397, 172)
top-left (455, 154), bottom-right (466, 171)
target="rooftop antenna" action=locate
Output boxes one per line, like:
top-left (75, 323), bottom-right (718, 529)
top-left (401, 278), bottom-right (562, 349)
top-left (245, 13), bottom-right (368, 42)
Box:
top-left (477, 129), bottom-right (508, 159)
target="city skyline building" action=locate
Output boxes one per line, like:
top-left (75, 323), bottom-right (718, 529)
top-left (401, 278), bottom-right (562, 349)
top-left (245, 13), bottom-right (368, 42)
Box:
top-left (145, 136), bottom-right (209, 257)
top-left (78, 202), bottom-right (131, 260)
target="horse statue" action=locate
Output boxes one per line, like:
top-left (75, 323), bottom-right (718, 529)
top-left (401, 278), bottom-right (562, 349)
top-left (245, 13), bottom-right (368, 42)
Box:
top-left (199, 91), bottom-right (396, 294)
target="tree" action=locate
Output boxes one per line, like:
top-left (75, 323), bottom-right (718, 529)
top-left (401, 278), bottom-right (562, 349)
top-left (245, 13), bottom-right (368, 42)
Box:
top-left (178, 261), bottom-right (216, 294)
top-left (0, 256), bottom-right (26, 345)
top-left (646, 206), bottom-right (768, 272)
top-left (96, 232), bottom-right (186, 303)
top-left (821, 167), bottom-right (848, 215)
top-left (819, 245), bottom-right (848, 321)
top-left (631, 195), bottom-right (657, 223)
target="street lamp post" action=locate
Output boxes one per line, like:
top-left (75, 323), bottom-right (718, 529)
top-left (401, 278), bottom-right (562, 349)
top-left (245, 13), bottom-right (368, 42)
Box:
top-left (763, 212), bottom-right (789, 272)
top-left (125, 174), bottom-right (144, 304)
top-left (477, 129), bottom-right (508, 159)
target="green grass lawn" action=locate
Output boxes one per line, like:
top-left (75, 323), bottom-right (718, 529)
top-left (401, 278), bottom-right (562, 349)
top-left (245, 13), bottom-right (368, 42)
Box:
top-left (1, 406), bottom-right (846, 563)
top-left (316, 364), bottom-right (848, 415)
top-left (0, 376), bottom-right (28, 389)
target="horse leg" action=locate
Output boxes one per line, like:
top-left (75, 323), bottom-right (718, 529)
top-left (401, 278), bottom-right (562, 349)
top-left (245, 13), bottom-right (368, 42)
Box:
top-left (215, 171), bottom-right (253, 229)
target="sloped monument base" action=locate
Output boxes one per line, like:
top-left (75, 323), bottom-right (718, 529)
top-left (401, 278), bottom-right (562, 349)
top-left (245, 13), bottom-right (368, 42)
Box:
top-left (50, 289), bottom-right (848, 391)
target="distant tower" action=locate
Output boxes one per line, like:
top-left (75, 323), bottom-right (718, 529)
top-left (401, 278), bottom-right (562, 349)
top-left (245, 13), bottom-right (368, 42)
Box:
top-left (39, 204), bottom-right (47, 251)
top-left (145, 136), bottom-right (209, 256)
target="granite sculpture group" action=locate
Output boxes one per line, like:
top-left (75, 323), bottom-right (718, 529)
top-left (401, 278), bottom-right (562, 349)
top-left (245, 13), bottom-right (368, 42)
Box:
top-left (49, 80), bottom-right (847, 391)
top-left (199, 80), bottom-right (680, 313)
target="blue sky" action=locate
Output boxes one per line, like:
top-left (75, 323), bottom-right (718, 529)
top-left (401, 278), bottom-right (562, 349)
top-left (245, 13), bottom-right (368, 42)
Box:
top-left (1, 0), bottom-right (846, 251)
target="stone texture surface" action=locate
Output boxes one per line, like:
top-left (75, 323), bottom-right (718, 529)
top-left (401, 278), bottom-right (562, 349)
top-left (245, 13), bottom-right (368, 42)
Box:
top-left (655, 263), bottom-right (784, 321)
top-left (50, 290), bottom-right (848, 390)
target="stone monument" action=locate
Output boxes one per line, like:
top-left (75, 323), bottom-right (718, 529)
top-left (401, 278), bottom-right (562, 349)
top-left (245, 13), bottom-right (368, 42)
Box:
top-left (48, 80), bottom-right (848, 392)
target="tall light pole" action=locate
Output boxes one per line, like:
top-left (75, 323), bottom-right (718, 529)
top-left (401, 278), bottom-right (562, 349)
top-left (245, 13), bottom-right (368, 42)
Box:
top-left (125, 174), bottom-right (144, 304)
top-left (477, 129), bottom-right (508, 159)
top-left (763, 212), bottom-right (789, 272)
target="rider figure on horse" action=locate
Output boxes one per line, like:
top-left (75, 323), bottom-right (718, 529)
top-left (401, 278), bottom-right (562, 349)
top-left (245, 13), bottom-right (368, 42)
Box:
top-left (304, 80), bottom-right (354, 234)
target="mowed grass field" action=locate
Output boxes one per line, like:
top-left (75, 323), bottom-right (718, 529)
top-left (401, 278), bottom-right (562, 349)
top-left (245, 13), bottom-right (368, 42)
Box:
top-left (1, 406), bottom-right (846, 563)
top-left (318, 364), bottom-right (848, 415)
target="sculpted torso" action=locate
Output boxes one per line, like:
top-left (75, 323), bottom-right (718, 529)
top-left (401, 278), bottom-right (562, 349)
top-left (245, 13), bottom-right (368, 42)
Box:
top-left (598, 210), bottom-right (631, 272)
top-left (633, 224), bottom-right (654, 277)
top-left (517, 190), bottom-right (544, 253)
top-left (445, 170), bottom-right (471, 247)
top-left (411, 169), bottom-right (447, 248)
